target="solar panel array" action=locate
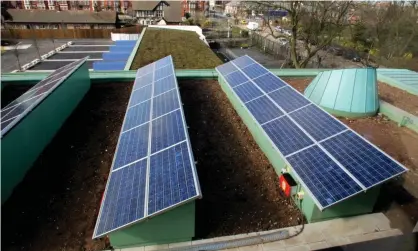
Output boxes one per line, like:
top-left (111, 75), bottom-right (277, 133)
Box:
top-left (216, 55), bottom-right (407, 210)
top-left (1, 57), bottom-right (88, 137)
top-left (93, 55), bottom-right (201, 238)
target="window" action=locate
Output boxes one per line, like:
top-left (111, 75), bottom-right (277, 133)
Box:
top-left (156, 10), bottom-right (163, 17)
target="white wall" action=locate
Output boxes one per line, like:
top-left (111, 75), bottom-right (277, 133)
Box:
top-left (111, 33), bottom-right (140, 41)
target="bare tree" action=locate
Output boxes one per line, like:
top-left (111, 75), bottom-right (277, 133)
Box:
top-left (242, 1), bottom-right (353, 68)
top-left (49, 22), bottom-right (56, 50)
top-left (13, 42), bottom-right (22, 71)
top-left (355, 1), bottom-right (418, 61)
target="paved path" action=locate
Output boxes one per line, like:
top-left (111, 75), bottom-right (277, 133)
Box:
top-left (113, 213), bottom-right (402, 251)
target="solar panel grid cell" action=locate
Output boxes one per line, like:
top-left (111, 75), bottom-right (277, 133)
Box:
top-left (123, 101), bottom-right (151, 131)
top-left (234, 82), bottom-right (264, 102)
top-left (95, 159), bottom-right (147, 236)
top-left (155, 64), bottom-right (173, 81)
top-left (136, 64), bottom-right (154, 78)
top-left (113, 123), bottom-right (149, 170)
top-left (129, 85), bottom-right (153, 107)
top-left (252, 73), bottom-right (286, 93)
top-left (262, 116), bottom-right (314, 155)
top-left (152, 89), bottom-right (180, 118)
top-left (155, 56), bottom-right (172, 68)
top-left (268, 87), bottom-right (311, 112)
top-left (321, 131), bottom-right (406, 188)
top-left (151, 110), bottom-right (186, 154)
top-left (133, 72), bottom-right (153, 90)
top-left (232, 55), bottom-right (254, 68)
top-left (148, 142), bottom-right (197, 215)
top-left (216, 62), bottom-right (237, 75)
top-left (287, 146), bottom-right (363, 207)
top-left (154, 75), bottom-right (176, 96)
top-left (242, 63), bottom-right (268, 79)
top-left (290, 105), bottom-right (347, 141)
top-left (225, 71), bottom-right (248, 87)
top-left (245, 96), bottom-right (283, 124)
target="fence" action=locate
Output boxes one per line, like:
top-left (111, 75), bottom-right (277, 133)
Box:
top-left (249, 32), bottom-right (334, 68)
top-left (250, 32), bottom-right (289, 60)
top-left (1, 26), bottom-right (144, 39)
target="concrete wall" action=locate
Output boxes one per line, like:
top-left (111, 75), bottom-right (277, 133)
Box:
top-left (1, 63), bottom-right (91, 203)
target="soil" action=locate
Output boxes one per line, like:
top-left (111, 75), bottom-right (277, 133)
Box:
top-left (1, 83), bottom-right (132, 251)
top-left (179, 80), bottom-right (301, 239)
top-left (1, 84), bottom-right (31, 108)
top-left (285, 78), bottom-right (418, 233)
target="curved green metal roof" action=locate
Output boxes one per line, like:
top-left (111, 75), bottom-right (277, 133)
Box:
top-left (304, 68), bottom-right (379, 118)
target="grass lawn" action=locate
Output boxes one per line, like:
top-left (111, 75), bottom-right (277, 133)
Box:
top-left (130, 28), bottom-right (222, 70)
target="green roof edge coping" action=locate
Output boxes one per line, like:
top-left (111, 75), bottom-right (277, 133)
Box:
top-left (124, 27), bottom-right (147, 71)
top-left (1, 68), bottom-right (321, 84)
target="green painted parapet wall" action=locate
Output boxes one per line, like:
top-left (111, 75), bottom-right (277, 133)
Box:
top-left (379, 100), bottom-right (418, 133)
top-left (217, 75), bottom-right (380, 223)
top-left (1, 63), bottom-right (91, 204)
top-left (124, 28), bottom-right (147, 70)
top-left (0, 68), bottom-right (322, 85)
top-left (109, 202), bottom-right (195, 248)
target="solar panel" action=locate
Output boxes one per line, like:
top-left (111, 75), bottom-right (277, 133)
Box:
top-left (225, 71), bottom-right (248, 87)
top-left (287, 146), bottom-right (363, 208)
top-left (154, 75), bottom-right (176, 96)
top-left (263, 116), bottom-right (314, 156)
top-left (152, 89), bottom-right (179, 118)
top-left (246, 96), bottom-right (283, 124)
top-left (321, 131), bottom-right (407, 188)
top-left (252, 73), bottom-right (286, 93)
top-left (93, 56), bottom-right (201, 239)
top-left (128, 85), bottom-right (152, 107)
top-left (1, 57), bottom-right (88, 137)
top-left (290, 105), bottom-right (347, 141)
top-left (216, 55), bottom-right (407, 210)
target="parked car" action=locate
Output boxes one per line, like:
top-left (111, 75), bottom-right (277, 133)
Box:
top-left (282, 29), bottom-right (292, 36)
top-left (327, 46), bottom-right (343, 56)
top-left (274, 26), bottom-right (283, 32)
top-left (344, 50), bottom-right (361, 62)
top-left (277, 37), bottom-right (289, 46)
top-left (1, 40), bottom-right (16, 46)
top-left (247, 22), bottom-right (259, 31)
